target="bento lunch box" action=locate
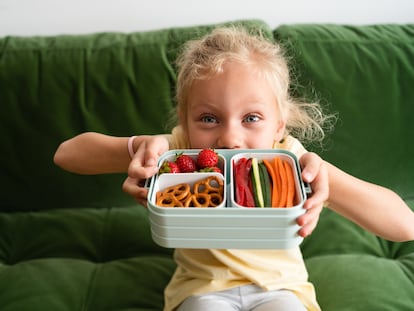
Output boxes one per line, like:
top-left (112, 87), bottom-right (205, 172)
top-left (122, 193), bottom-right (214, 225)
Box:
top-left (147, 149), bottom-right (311, 249)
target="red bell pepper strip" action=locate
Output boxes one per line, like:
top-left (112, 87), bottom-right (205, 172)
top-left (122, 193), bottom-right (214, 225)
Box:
top-left (234, 158), bottom-right (246, 205)
top-left (234, 157), bottom-right (256, 207)
top-left (243, 158), bottom-right (255, 207)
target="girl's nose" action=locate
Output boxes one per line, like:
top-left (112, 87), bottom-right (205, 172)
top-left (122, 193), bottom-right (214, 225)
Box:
top-left (215, 124), bottom-right (242, 149)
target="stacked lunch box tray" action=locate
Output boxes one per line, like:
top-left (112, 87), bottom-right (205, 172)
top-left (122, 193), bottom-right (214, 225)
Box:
top-left (147, 149), bottom-right (311, 249)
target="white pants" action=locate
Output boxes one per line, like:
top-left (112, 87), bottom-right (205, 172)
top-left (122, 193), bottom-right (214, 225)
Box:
top-left (177, 284), bottom-right (306, 311)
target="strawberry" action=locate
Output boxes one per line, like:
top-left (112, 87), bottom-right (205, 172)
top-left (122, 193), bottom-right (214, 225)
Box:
top-left (199, 166), bottom-right (223, 174)
top-left (159, 160), bottom-right (180, 174)
top-left (175, 153), bottom-right (197, 173)
top-left (197, 149), bottom-right (219, 169)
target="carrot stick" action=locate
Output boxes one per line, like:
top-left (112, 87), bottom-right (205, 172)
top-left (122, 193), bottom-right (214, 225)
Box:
top-left (277, 157), bottom-right (287, 207)
top-left (283, 160), bottom-right (296, 207)
top-left (272, 157), bottom-right (282, 207)
top-left (263, 159), bottom-right (277, 207)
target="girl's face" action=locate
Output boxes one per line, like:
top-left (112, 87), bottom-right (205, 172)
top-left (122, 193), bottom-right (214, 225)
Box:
top-left (185, 62), bottom-right (285, 149)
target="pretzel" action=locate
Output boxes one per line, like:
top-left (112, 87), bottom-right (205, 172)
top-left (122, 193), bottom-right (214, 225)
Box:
top-left (156, 193), bottom-right (185, 207)
top-left (156, 176), bottom-right (224, 208)
top-left (184, 193), bottom-right (211, 207)
top-left (160, 183), bottom-right (191, 201)
top-left (208, 193), bottom-right (224, 207)
top-left (193, 176), bottom-right (224, 196)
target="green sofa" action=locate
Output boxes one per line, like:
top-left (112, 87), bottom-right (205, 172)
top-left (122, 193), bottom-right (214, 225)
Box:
top-left (1, 20), bottom-right (413, 310)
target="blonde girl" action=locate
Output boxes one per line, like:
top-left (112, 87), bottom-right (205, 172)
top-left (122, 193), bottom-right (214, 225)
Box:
top-left (54, 26), bottom-right (414, 311)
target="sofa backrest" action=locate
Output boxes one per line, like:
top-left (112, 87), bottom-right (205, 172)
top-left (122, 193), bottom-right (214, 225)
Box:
top-left (275, 24), bottom-right (414, 204)
top-left (1, 21), bottom-right (413, 212)
top-left (0, 20), bottom-right (271, 211)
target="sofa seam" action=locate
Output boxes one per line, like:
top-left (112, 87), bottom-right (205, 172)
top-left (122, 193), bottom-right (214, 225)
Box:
top-left (80, 262), bottom-right (102, 311)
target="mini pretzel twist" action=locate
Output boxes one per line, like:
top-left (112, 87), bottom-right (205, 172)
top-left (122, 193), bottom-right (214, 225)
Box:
top-left (161, 183), bottom-right (190, 201)
top-left (184, 193), bottom-right (211, 207)
top-left (182, 192), bottom-right (224, 208)
top-left (156, 193), bottom-right (185, 207)
top-left (156, 176), bottom-right (224, 208)
top-left (208, 193), bottom-right (223, 207)
top-left (156, 183), bottom-right (190, 208)
top-left (193, 176), bottom-right (224, 196)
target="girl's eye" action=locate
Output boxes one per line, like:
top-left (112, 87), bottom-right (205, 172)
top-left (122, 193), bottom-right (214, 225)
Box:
top-left (244, 114), bottom-right (260, 123)
top-left (201, 115), bottom-right (218, 123)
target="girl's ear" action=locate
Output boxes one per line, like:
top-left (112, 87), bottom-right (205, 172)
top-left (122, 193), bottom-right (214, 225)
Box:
top-left (274, 120), bottom-right (286, 142)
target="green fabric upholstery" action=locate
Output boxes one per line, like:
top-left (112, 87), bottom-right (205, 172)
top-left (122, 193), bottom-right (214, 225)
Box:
top-left (1, 20), bottom-right (413, 310)
top-left (275, 24), bottom-right (414, 197)
top-left (275, 24), bottom-right (414, 310)
top-left (0, 19), bottom-right (270, 212)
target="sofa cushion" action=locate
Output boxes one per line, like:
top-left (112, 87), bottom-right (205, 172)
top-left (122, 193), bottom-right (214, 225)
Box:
top-left (274, 24), bottom-right (414, 310)
top-left (0, 20), bottom-right (273, 311)
top-left (0, 205), bottom-right (176, 310)
top-left (0, 19), bottom-right (272, 212)
top-left (275, 24), bottom-right (414, 200)
top-left (303, 206), bottom-right (414, 310)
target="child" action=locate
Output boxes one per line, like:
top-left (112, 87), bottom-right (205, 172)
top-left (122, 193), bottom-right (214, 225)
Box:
top-left (54, 27), bottom-right (414, 311)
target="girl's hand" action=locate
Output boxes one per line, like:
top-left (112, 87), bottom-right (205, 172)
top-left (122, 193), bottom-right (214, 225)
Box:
top-left (122, 135), bottom-right (169, 206)
top-left (296, 152), bottom-right (329, 238)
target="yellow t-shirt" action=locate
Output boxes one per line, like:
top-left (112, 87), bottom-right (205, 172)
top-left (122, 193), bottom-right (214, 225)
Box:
top-left (163, 126), bottom-right (320, 311)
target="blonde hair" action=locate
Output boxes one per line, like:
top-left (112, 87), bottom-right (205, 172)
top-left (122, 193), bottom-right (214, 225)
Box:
top-left (174, 26), bottom-right (334, 145)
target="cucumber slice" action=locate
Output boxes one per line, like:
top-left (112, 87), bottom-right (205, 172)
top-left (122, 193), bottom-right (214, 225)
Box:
top-left (251, 158), bottom-right (264, 207)
top-left (259, 162), bottom-right (272, 207)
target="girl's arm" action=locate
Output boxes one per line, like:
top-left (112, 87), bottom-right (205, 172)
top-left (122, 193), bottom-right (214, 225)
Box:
top-left (54, 132), bottom-right (130, 174)
top-left (326, 162), bottom-right (414, 242)
top-left (54, 132), bottom-right (170, 206)
top-left (54, 132), bottom-right (169, 175)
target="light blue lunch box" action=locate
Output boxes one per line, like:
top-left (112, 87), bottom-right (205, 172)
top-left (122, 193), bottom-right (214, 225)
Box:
top-left (147, 149), bottom-right (311, 249)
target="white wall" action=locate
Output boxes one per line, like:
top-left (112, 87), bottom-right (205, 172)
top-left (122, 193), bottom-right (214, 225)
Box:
top-left (0, 0), bottom-right (413, 37)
